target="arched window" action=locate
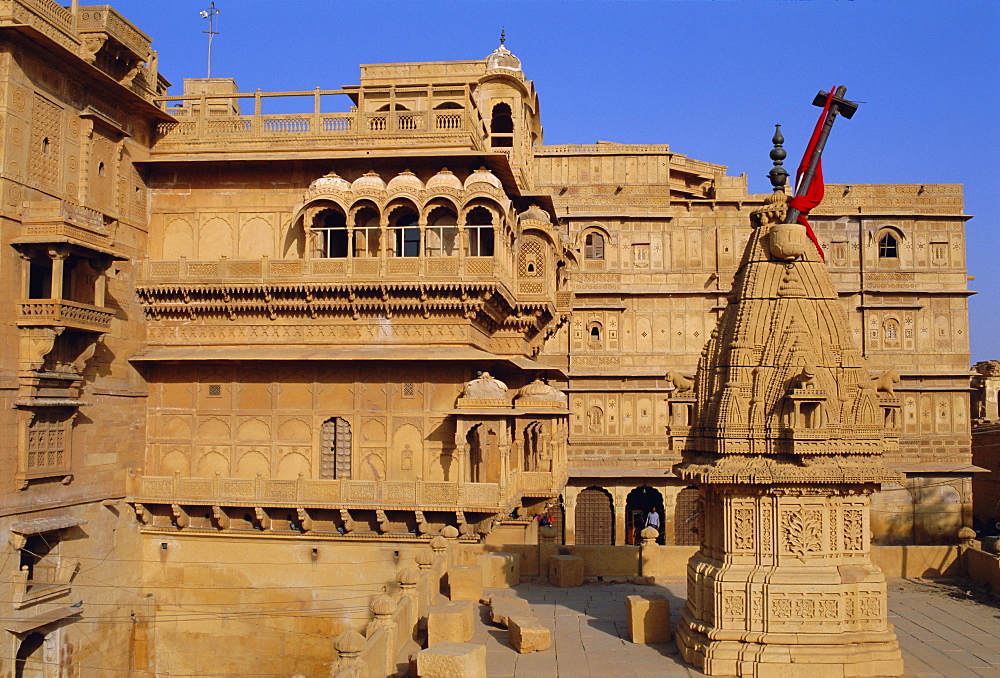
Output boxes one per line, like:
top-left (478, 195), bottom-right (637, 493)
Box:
top-left (590, 325), bottom-right (601, 342)
top-left (585, 232), bottom-right (605, 260)
top-left (424, 205), bottom-right (459, 257)
top-left (490, 103), bottom-right (513, 147)
top-left (320, 417), bottom-right (351, 479)
top-left (315, 208), bottom-right (348, 258)
top-left (392, 210), bottom-right (420, 257)
top-left (465, 206), bottom-right (495, 257)
top-left (879, 232), bottom-right (898, 258)
top-left (352, 205), bottom-right (381, 258)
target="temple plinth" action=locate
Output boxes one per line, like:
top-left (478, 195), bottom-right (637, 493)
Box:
top-left (672, 184), bottom-right (905, 677)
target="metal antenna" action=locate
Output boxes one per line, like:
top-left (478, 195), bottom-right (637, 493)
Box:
top-left (200, 2), bottom-right (220, 78)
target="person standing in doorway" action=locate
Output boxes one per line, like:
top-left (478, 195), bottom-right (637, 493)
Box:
top-left (646, 508), bottom-right (661, 535)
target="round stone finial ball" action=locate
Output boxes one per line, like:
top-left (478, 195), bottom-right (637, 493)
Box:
top-left (430, 535), bottom-right (449, 550)
top-left (396, 567), bottom-right (418, 586)
top-left (958, 526), bottom-right (977, 541)
top-left (416, 549), bottom-right (435, 567)
top-left (640, 526), bottom-right (659, 540)
top-left (333, 628), bottom-right (366, 654)
top-left (370, 593), bottom-right (397, 616)
top-left (441, 525), bottom-right (460, 539)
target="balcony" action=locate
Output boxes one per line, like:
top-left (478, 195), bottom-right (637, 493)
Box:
top-left (151, 88), bottom-right (490, 158)
top-left (17, 299), bottom-right (114, 333)
top-left (128, 473), bottom-right (513, 512)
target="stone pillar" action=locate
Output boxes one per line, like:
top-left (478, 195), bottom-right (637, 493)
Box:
top-left (49, 248), bottom-right (68, 301)
top-left (613, 486), bottom-right (627, 546)
top-left (563, 486), bottom-right (578, 545)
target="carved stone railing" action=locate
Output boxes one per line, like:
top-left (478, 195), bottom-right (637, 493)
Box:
top-left (138, 256), bottom-right (503, 285)
top-left (76, 5), bottom-right (152, 60)
top-left (16, 299), bottom-right (114, 332)
top-left (128, 474), bottom-right (514, 511)
top-left (0, 0), bottom-right (79, 53)
top-left (152, 91), bottom-right (487, 153)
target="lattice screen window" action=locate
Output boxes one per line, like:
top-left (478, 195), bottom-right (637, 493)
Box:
top-left (575, 487), bottom-right (614, 545)
top-left (30, 94), bottom-right (61, 192)
top-left (320, 417), bottom-right (352, 479)
top-left (402, 382), bottom-right (415, 398)
top-left (674, 487), bottom-right (702, 546)
top-left (26, 411), bottom-right (71, 473)
top-left (518, 239), bottom-right (544, 277)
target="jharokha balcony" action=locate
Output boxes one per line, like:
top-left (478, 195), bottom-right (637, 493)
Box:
top-left (16, 299), bottom-right (114, 333)
top-left (126, 469), bottom-right (562, 538)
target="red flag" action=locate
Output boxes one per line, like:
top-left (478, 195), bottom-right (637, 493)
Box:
top-left (788, 87), bottom-right (837, 261)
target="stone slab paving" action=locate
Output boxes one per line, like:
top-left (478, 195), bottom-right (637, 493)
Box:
top-left (472, 579), bottom-right (1000, 678)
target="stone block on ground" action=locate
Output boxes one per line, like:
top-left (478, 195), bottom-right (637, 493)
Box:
top-left (477, 552), bottom-right (520, 588)
top-left (446, 565), bottom-right (484, 602)
top-left (627, 593), bottom-right (671, 643)
top-left (548, 554), bottom-right (584, 588)
top-left (507, 615), bottom-right (552, 653)
top-left (416, 641), bottom-right (486, 678)
top-left (489, 595), bottom-right (532, 626)
top-left (427, 600), bottom-right (474, 645)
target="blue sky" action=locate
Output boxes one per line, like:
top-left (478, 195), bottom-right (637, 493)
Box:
top-left (112, 0), bottom-right (998, 363)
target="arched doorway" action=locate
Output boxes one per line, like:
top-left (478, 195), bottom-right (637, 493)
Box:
top-left (575, 486), bottom-right (613, 545)
top-left (625, 485), bottom-right (665, 545)
top-left (15, 631), bottom-right (45, 678)
top-left (674, 486), bottom-right (701, 546)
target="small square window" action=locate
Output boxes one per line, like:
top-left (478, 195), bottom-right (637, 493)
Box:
top-left (207, 384), bottom-right (222, 397)
top-left (402, 383), bottom-right (415, 398)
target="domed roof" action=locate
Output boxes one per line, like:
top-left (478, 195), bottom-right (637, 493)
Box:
top-left (386, 169), bottom-right (424, 193)
top-left (426, 168), bottom-right (463, 191)
top-left (486, 43), bottom-right (522, 73)
top-left (516, 378), bottom-right (566, 405)
top-left (464, 167), bottom-right (503, 191)
top-left (351, 171), bottom-right (386, 192)
top-left (309, 170), bottom-right (350, 193)
top-left (518, 204), bottom-right (550, 223)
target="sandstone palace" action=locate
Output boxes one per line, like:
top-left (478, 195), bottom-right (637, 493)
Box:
top-left (0, 2), bottom-right (975, 675)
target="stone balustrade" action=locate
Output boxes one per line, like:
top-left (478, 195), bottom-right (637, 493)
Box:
top-left (16, 299), bottom-right (114, 333)
top-left (126, 472), bottom-right (563, 512)
top-left (152, 90), bottom-right (489, 153)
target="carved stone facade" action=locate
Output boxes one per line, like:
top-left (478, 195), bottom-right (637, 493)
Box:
top-left (672, 188), bottom-right (903, 676)
top-left (0, 2), bottom-right (973, 675)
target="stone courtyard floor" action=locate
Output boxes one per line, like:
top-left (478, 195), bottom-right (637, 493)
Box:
top-left (473, 579), bottom-right (1000, 678)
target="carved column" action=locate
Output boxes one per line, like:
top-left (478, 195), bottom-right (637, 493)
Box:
top-left (562, 485), bottom-right (578, 545)
top-left (49, 248), bottom-right (68, 301)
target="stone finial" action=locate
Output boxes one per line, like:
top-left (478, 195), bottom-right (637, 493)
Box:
top-left (640, 526), bottom-right (659, 546)
top-left (333, 629), bottom-right (366, 656)
top-left (370, 593), bottom-right (397, 617)
top-left (416, 549), bottom-right (435, 569)
top-left (430, 534), bottom-right (449, 551)
top-left (396, 567), bottom-right (418, 588)
top-left (958, 526), bottom-right (977, 546)
top-left (441, 525), bottom-right (460, 539)
top-left (768, 124), bottom-right (788, 191)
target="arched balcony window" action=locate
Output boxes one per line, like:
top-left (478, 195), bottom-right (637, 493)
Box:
top-left (490, 103), bottom-right (513, 148)
top-left (352, 205), bottom-right (381, 258)
top-left (585, 232), bottom-right (605, 260)
top-left (314, 209), bottom-right (348, 258)
top-left (392, 211), bottom-right (420, 258)
top-left (424, 205), bottom-right (459, 257)
top-left (466, 206), bottom-right (495, 257)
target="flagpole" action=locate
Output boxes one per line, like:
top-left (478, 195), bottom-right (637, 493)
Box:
top-left (786, 86), bottom-right (852, 225)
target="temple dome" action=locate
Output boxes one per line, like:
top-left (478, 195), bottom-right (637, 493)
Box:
top-left (351, 171), bottom-right (386, 192)
top-left (464, 167), bottom-right (503, 191)
top-left (386, 169), bottom-right (424, 193)
top-left (486, 43), bottom-right (522, 73)
top-left (426, 168), bottom-right (463, 191)
top-left (518, 204), bottom-right (550, 223)
top-left (309, 170), bottom-right (350, 193)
